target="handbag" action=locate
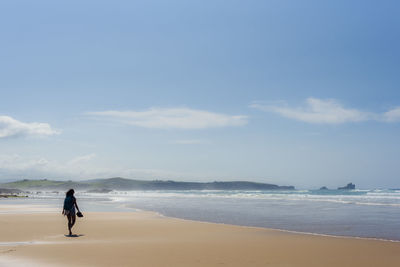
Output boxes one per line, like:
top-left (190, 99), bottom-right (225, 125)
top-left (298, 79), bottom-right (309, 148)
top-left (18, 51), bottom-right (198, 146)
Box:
top-left (76, 211), bottom-right (83, 217)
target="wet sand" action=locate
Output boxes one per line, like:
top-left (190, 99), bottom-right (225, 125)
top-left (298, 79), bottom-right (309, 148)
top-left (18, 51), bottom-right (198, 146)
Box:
top-left (1, 208), bottom-right (400, 266)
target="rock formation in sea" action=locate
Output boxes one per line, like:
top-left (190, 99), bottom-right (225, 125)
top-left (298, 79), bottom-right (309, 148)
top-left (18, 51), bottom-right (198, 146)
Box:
top-left (338, 183), bottom-right (355, 190)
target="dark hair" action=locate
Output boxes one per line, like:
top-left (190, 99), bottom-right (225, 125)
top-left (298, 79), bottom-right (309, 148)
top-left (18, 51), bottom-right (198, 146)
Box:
top-left (66, 189), bottom-right (75, 197)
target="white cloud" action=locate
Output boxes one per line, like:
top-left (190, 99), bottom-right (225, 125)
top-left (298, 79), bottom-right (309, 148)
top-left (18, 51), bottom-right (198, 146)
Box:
top-left (383, 107), bottom-right (400, 122)
top-left (0, 115), bottom-right (59, 138)
top-left (250, 98), bottom-right (372, 124)
top-left (87, 107), bottom-right (248, 129)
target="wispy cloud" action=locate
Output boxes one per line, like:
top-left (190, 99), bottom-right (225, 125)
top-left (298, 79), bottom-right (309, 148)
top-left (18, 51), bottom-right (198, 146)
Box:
top-left (67, 153), bottom-right (97, 165)
top-left (0, 154), bottom-right (49, 171)
top-left (250, 98), bottom-right (374, 124)
top-left (0, 154), bottom-right (96, 176)
top-left (0, 115), bottom-right (60, 138)
top-left (383, 107), bottom-right (400, 122)
top-left (87, 107), bottom-right (248, 129)
top-left (0, 154), bottom-right (201, 180)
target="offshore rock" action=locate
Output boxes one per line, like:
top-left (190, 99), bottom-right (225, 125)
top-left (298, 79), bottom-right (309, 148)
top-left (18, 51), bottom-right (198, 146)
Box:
top-left (338, 183), bottom-right (355, 190)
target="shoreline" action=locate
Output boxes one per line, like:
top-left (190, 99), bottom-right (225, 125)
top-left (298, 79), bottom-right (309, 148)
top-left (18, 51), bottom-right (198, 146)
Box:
top-left (180, 217), bottom-right (400, 244)
top-left (1, 205), bottom-right (400, 266)
top-left (4, 187), bottom-right (400, 242)
top-left (3, 200), bottom-right (400, 243)
top-left (151, 209), bottom-right (400, 243)
top-left (2, 205), bottom-right (399, 244)
top-left (125, 207), bottom-right (400, 243)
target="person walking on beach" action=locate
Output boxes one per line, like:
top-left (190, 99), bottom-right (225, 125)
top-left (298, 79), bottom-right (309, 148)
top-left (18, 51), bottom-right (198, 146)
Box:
top-left (62, 189), bottom-right (81, 236)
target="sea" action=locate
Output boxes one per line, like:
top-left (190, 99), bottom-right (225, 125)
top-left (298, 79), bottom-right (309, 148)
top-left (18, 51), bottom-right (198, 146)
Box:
top-left (2, 189), bottom-right (400, 241)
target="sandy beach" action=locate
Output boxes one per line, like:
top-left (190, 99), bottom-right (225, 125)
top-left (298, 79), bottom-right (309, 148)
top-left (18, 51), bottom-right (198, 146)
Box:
top-left (0, 206), bottom-right (399, 267)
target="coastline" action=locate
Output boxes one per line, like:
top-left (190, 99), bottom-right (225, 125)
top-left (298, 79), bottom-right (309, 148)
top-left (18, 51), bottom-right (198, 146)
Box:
top-left (3, 197), bottom-right (400, 242)
top-left (152, 210), bottom-right (400, 243)
top-left (1, 204), bottom-right (400, 266)
top-left (4, 188), bottom-right (400, 241)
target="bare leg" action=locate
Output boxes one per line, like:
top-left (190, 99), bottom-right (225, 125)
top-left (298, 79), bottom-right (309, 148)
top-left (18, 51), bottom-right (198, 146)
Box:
top-left (71, 215), bottom-right (76, 228)
top-left (67, 214), bottom-right (73, 235)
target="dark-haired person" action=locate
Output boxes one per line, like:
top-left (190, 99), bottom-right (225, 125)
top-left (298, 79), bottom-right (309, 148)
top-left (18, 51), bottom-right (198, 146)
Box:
top-left (62, 189), bottom-right (81, 236)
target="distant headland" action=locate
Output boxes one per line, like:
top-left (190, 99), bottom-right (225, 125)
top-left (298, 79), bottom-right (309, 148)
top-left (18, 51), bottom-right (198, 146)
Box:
top-left (0, 178), bottom-right (295, 191)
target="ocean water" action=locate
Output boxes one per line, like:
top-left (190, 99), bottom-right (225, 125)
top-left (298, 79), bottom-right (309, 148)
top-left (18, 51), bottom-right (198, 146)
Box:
top-left (3, 189), bottom-right (400, 241)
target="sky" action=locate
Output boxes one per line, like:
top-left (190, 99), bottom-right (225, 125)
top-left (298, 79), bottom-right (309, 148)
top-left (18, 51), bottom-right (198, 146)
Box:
top-left (1, 0), bottom-right (400, 188)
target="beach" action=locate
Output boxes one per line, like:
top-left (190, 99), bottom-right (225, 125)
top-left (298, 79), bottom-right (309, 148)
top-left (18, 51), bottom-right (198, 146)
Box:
top-left (1, 205), bottom-right (400, 266)
top-left (2, 0), bottom-right (399, 266)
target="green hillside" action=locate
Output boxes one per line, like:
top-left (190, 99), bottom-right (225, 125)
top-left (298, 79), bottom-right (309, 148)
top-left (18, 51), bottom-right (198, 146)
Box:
top-left (0, 178), bottom-right (295, 191)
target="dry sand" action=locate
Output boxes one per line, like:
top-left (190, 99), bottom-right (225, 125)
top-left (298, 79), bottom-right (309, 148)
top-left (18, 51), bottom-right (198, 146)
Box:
top-left (1, 208), bottom-right (400, 266)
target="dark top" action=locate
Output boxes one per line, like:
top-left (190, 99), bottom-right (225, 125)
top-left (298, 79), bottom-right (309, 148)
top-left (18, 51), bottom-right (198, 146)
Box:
top-left (63, 196), bottom-right (75, 211)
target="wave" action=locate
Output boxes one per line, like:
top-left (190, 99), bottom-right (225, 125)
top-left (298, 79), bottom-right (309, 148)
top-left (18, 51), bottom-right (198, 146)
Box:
top-left (86, 189), bottom-right (400, 208)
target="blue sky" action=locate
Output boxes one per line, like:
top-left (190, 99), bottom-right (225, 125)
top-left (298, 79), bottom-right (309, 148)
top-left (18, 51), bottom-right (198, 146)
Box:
top-left (1, 0), bottom-right (400, 188)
